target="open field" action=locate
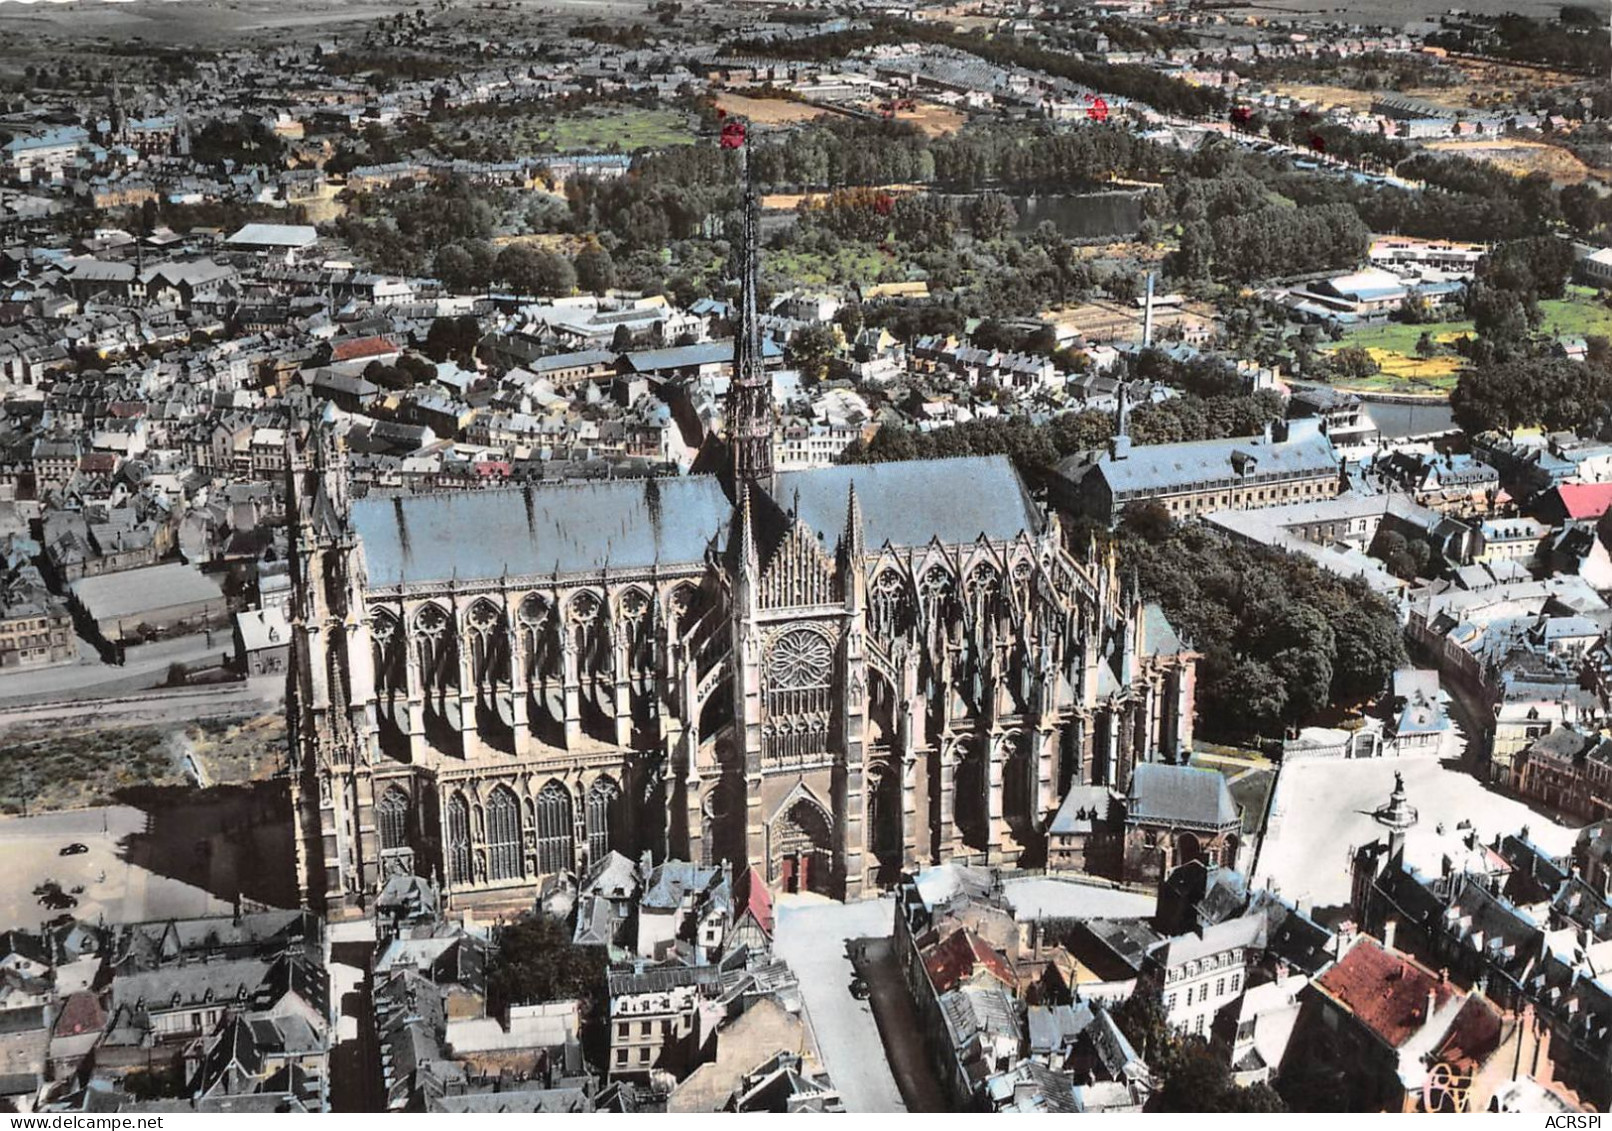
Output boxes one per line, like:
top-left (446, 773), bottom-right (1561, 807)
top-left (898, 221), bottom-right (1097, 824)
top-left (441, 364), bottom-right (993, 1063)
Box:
top-left (0, 722), bottom-right (185, 814)
top-left (715, 92), bottom-right (835, 127)
top-left (537, 107), bottom-right (693, 153)
top-left (183, 713), bottom-right (286, 785)
top-left (766, 244), bottom-right (898, 287)
top-left (1320, 288), bottom-right (1612, 393)
top-left (1269, 83), bottom-right (1379, 115)
top-left (1425, 137), bottom-right (1608, 185)
top-left (760, 183), bottom-right (924, 212)
top-left (0, 0), bottom-right (672, 45)
top-left (1273, 52), bottom-right (1586, 117)
top-left (0, 707), bottom-right (285, 814)
top-left (890, 101), bottom-right (967, 138)
top-left (1222, 0), bottom-right (1572, 22)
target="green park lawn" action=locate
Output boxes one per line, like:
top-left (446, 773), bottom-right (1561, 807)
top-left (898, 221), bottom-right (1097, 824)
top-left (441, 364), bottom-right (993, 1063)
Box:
top-left (1319, 287), bottom-right (1612, 394)
top-left (535, 108), bottom-right (694, 154)
top-left (767, 245), bottom-right (900, 288)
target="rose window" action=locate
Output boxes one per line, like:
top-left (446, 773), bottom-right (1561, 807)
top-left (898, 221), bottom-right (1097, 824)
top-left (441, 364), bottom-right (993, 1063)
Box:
top-left (767, 629), bottom-right (832, 690)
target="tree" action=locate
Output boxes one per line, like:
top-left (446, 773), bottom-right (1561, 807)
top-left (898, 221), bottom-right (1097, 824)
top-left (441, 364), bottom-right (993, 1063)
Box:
top-left (432, 244), bottom-right (476, 292)
top-left (1414, 331), bottom-right (1436, 359)
top-left (1467, 282), bottom-right (1531, 347)
top-left (1170, 219), bottom-right (1214, 280)
top-left (610, 322), bottom-right (635, 352)
top-left (486, 914), bottom-right (608, 1016)
top-left (574, 241), bottom-right (616, 294)
top-left (497, 245), bottom-right (575, 297)
top-left (1560, 182), bottom-right (1606, 236)
top-left (966, 192), bottom-right (1018, 240)
top-left (786, 323), bottom-right (839, 383)
top-left (1111, 986), bottom-right (1172, 1065)
top-left (1326, 346), bottom-right (1380, 381)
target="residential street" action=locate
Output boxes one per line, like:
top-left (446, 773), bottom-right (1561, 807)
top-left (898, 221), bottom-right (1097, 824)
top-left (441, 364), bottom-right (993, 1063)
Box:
top-left (774, 894), bottom-right (913, 1114)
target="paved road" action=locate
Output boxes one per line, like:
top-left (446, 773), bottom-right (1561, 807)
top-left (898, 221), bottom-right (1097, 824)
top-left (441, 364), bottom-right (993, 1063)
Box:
top-left (0, 633), bottom-right (228, 708)
top-left (774, 894), bottom-right (908, 1114)
top-left (853, 935), bottom-right (950, 1112)
top-left (0, 676), bottom-right (282, 730)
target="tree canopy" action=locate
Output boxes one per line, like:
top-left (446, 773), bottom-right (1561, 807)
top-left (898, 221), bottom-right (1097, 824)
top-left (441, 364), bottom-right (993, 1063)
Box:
top-left (1112, 507), bottom-right (1407, 739)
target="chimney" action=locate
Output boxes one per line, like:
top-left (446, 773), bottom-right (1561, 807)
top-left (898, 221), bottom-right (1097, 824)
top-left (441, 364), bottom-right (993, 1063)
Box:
top-left (1142, 272), bottom-right (1156, 348)
top-left (1383, 918), bottom-right (1398, 950)
top-left (1426, 988), bottom-right (1437, 1023)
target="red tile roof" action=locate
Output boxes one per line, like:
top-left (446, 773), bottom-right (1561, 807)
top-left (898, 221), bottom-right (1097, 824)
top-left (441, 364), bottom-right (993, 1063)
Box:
top-left (53, 990), bottom-right (106, 1037)
top-left (1551, 483), bottom-right (1612, 521)
top-left (1431, 995), bottom-right (1503, 1072)
top-left (734, 865), bottom-right (773, 938)
top-left (1315, 937), bottom-right (1457, 1049)
top-left (923, 927), bottom-right (1016, 995)
top-left (330, 336), bottom-right (398, 363)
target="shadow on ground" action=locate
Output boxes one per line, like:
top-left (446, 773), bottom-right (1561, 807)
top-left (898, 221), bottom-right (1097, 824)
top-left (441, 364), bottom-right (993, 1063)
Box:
top-left (849, 934), bottom-right (949, 1113)
top-left (112, 781), bottom-right (298, 909)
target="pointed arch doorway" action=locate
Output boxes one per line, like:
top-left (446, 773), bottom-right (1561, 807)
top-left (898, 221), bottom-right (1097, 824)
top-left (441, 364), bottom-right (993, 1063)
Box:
top-left (769, 787), bottom-right (835, 896)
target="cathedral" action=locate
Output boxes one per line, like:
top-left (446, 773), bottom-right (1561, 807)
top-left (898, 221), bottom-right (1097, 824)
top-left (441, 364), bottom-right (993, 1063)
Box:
top-left (285, 179), bottom-right (1198, 916)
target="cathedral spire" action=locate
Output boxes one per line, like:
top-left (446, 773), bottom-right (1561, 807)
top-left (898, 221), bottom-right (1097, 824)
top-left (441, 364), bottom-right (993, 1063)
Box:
top-left (842, 481), bottom-right (864, 562)
top-left (726, 151), bottom-right (775, 491)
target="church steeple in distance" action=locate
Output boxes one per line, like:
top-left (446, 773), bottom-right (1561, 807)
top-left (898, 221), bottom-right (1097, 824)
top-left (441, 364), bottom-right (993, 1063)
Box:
top-left (726, 140), bottom-right (775, 491)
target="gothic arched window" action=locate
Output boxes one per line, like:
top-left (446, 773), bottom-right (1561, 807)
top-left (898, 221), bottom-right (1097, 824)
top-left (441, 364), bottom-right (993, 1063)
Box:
top-left (370, 609), bottom-right (404, 694)
top-left (376, 786), bottom-right (409, 851)
top-left (414, 604), bottom-right (455, 694)
top-left (535, 780), bottom-right (574, 876)
top-left (586, 776), bottom-right (620, 863)
top-left (518, 594), bottom-right (555, 683)
top-left (486, 785), bottom-right (522, 882)
top-left (446, 792), bottom-right (473, 886)
top-left (466, 599), bottom-right (505, 688)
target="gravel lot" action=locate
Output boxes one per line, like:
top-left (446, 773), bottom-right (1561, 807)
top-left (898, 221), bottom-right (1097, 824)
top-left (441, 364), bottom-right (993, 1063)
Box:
top-left (0, 806), bottom-right (232, 930)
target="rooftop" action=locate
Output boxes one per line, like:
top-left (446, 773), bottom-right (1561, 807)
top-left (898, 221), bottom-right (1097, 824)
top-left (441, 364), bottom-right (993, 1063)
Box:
top-left (71, 562), bottom-right (224, 621)
top-left (775, 455), bottom-right (1043, 550)
top-left (1126, 763), bottom-right (1240, 831)
top-left (1314, 937), bottom-right (1457, 1049)
top-left (351, 477), bottom-right (731, 586)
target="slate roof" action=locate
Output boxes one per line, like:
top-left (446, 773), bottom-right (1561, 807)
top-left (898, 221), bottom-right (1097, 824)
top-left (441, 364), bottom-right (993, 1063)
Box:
top-left (624, 339), bottom-right (782, 373)
top-left (1069, 431), bottom-right (1338, 497)
top-left (774, 456), bottom-right (1043, 550)
top-left (351, 477), bottom-right (731, 585)
top-left (225, 224), bottom-right (317, 249)
top-left (1125, 763), bottom-right (1240, 831)
top-left (71, 562), bottom-right (224, 621)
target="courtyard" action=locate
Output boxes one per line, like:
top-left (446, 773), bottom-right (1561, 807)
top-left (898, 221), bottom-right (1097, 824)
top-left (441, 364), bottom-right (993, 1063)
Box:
top-left (1253, 755), bottom-right (1584, 922)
